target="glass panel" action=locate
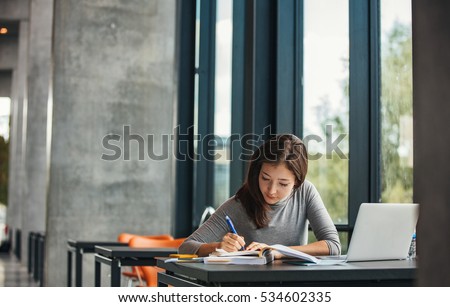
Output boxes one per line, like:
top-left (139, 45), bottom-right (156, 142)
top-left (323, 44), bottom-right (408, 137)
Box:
top-left (380, 0), bottom-right (413, 202)
top-left (213, 0), bottom-right (233, 207)
top-left (0, 97), bottom-right (11, 141)
top-left (193, 0), bottom-right (201, 199)
top-left (303, 0), bottom-right (349, 224)
top-left (0, 97), bottom-right (11, 206)
top-left (195, 0), bottom-right (201, 69)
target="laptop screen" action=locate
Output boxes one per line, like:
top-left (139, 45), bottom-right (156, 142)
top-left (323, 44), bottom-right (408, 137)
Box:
top-left (346, 203), bottom-right (419, 262)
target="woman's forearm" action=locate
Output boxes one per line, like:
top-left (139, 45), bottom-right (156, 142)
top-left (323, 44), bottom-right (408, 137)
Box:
top-left (287, 240), bottom-right (330, 257)
top-left (197, 242), bottom-right (221, 257)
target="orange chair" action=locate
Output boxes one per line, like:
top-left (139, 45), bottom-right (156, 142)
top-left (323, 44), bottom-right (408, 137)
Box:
top-left (117, 233), bottom-right (174, 244)
top-left (128, 236), bottom-right (186, 287)
top-left (117, 233), bottom-right (174, 285)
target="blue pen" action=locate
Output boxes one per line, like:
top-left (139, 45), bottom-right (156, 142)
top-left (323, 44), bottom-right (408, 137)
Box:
top-left (225, 215), bottom-right (244, 250)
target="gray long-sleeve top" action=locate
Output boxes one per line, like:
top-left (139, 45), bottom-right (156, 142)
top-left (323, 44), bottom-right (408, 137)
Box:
top-left (179, 180), bottom-right (341, 255)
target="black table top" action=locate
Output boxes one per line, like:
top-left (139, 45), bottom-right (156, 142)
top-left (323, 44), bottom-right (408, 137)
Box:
top-left (67, 240), bottom-right (127, 251)
top-left (95, 246), bottom-right (178, 259)
top-left (157, 258), bottom-right (416, 285)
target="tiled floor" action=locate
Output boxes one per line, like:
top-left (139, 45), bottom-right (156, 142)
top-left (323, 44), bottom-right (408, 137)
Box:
top-left (0, 252), bottom-right (39, 287)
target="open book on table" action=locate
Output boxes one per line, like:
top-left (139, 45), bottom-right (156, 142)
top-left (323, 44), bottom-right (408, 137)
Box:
top-left (203, 244), bottom-right (320, 265)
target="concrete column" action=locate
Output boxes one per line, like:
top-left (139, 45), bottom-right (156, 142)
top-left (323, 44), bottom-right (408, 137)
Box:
top-left (46, 0), bottom-right (177, 286)
top-left (412, 0), bottom-right (450, 286)
top-left (7, 20), bottom-right (29, 258)
top-left (21, 0), bottom-right (54, 265)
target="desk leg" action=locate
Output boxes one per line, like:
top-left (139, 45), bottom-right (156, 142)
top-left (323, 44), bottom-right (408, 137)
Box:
top-left (75, 248), bottom-right (82, 287)
top-left (157, 272), bottom-right (202, 287)
top-left (28, 236), bottom-right (33, 274)
top-left (95, 259), bottom-right (101, 287)
top-left (33, 242), bottom-right (39, 281)
top-left (111, 259), bottom-right (121, 287)
top-left (67, 250), bottom-right (72, 287)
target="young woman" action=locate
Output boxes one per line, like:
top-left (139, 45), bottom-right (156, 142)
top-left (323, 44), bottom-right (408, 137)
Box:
top-left (178, 134), bottom-right (341, 258)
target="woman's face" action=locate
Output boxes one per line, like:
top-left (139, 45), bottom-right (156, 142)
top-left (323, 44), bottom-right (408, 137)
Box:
top-left (258, 162), bottom-right (296, 205)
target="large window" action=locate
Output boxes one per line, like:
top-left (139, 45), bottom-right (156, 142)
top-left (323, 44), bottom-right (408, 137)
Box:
top-left (380, 0), bottom-right (413, 202)
top-left (303, 0), bottom-right (349, 225)
top-left (178, 0), bottom-right (414, 237)
top-left (213, 0), bottom-right (233, 208)
top-left (190, 0), bottom-right (233, 226)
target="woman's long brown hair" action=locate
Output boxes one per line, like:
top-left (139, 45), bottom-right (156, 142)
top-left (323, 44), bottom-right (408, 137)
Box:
top-left (235, 134), bottom-right (308, 228)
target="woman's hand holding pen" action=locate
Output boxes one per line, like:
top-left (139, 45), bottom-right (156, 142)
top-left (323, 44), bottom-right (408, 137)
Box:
top-left (219, 233), bottom-right (246, 252)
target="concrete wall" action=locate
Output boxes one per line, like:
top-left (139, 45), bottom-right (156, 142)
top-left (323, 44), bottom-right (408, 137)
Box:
top-left (0, 0), bottom-right (30, 20)
top-left (21, 0), bottom-right (54, 266)
top-left (45, 0), bottom-right (177, 286)
top-left (412, 0), bottom-right (450, 286)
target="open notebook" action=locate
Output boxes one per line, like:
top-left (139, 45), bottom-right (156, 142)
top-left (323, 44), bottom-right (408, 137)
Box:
top-left (317, 203), bottom-right (419, 264)
top-left (204, 244), bottom-right (320, 265)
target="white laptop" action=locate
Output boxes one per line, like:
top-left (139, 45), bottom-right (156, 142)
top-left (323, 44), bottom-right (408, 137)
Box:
top-left (319, 203), bottom-right (419, 263)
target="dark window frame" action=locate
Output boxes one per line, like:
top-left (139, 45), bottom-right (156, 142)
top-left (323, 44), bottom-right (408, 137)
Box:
top-left (175, 0), bottom-right (382, 240)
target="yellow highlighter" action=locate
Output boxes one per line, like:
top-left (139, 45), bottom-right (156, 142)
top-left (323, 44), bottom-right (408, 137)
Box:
top-left (169, 254), bottom-right (198, 259)
top-left (165, 254), bottom-right (204, 263)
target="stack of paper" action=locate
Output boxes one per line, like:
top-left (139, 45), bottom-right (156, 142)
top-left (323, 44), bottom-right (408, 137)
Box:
top-left (204, 249), bottom-right (274, 265)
